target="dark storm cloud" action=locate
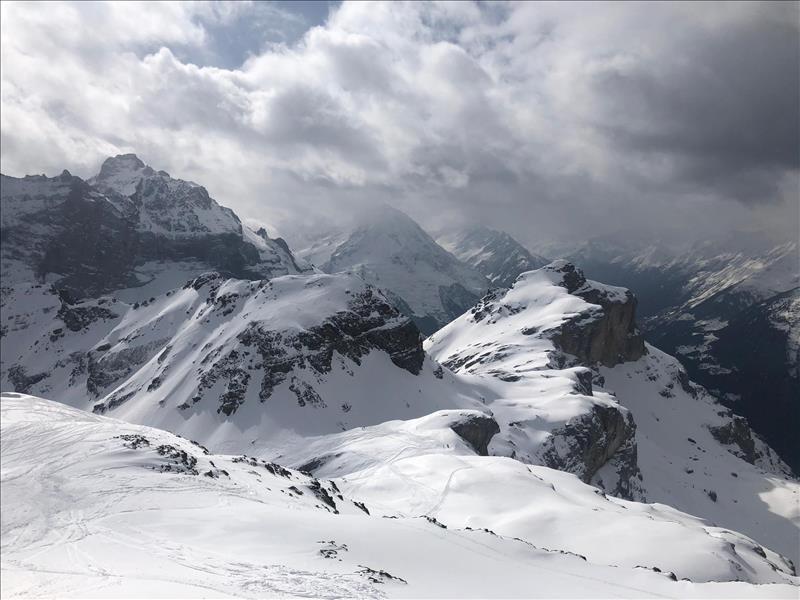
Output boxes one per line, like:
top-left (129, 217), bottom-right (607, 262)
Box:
top-left (587, 6), bottom-right (799, 203)
top-left (1, 1), bottom-right (797, 247)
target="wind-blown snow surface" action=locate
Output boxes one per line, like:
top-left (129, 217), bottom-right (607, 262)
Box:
top-left (2, 394), bottom-right (797, 598)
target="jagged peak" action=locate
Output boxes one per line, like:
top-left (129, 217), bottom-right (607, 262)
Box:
top-left (91, 154), bottom-right (157, 196)
top-left (96, 154), bottom-right (148, 178)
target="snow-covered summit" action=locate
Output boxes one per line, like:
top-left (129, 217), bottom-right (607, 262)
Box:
top-left (92, 153), bottom-right (153, 196)
top-left (324, 205), bottom-right (489, 333)
top-left (90, 154), bottom-right (241, 238)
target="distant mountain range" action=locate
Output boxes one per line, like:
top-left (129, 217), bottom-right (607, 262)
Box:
top-left (437, 225), bottom-right (550, 288)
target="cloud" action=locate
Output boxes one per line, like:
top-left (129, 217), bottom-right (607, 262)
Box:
top-left (1, 0), bottom-right (797, 247)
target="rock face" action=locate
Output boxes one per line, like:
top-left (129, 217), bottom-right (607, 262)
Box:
top-left (0, 155), bottom-right (308, 299)
top-left (449, 413), bottom-right (500, 456)
top-left (437, 226), bottom-right (550, 288)
top-left (707, 415), bottom-right (763, 466)
top-left (1, 171), bottom-right (140, 297)
top-left (553, 235), bottom-right (799, 473)
top-left (539, 403), bottom-right (636, 484)
top-left (546, 261), bottom-right (646, 367)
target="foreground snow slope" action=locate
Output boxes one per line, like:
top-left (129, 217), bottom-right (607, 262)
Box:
top-left (2, 394), bottom-right (797, 598)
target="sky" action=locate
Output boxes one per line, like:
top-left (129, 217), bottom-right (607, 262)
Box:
top-left (1, 1), bottom-right (798, 250)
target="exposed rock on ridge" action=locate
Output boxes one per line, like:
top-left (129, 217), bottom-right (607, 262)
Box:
top-left (545, 261), bottom-right (646, 367)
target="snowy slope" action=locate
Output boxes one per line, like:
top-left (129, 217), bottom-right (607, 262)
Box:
top-left (599, 346), bottom-right (800, 565)
top-left (2, 394), bottom-right (797, 598)
top-left (425, 262), bottom-right (799, 566)
top-left (324, 206), bottom-right (489, 334)
top-left (0, 272), bottom-right (482, 454)
top-left (437, 226), bottom-right (550, 288)
top-left (294, 230), bottom-right (352, 269)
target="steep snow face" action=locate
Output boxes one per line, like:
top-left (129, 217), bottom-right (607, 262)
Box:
top-left (3, 394), bottom-right (797, 598)
top-left (294, 230), bottom-right (351, 269)
top-left (437, 225), bottom-right (550, 288)
top-left (324, 206), bottom-right (489, 334)
top-left (0, 158), bottom-right (308, 298)
top-left (0, 272), bottom-right (481, 454)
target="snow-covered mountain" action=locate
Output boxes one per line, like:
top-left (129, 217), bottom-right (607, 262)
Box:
top-left (323, 206), bottom-right (489, 334)
top-left (0, 155), bottom-right (308, 299)
top-left (437, 225), bottom-right (550, 288)
top-left (537, 235), bottom-right (800, 472)
top-left (0, 271), bottom-right (483, 453)
top-left (425, 261), bottom-right (798, 565)
top-left (3, 393), bottom-right (797, 598)
top-left (2, 161), bottom-right (798, 597)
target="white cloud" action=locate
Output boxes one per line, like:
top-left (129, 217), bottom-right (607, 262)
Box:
top-left (1, 1), bottom-right (797, 246)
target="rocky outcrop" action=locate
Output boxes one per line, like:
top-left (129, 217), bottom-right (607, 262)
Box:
top-left (592, 434), bottom-right (643, 500)
top-left (7, 365), bottom-right (48, 394)
top-left (537, 403), bottom-right (641, 495)
top-left (449, 413), bottom-right (500, 456)
top-left (707, 415), bottom-right (761, 466)
top-left (547, 261), bottom-right (646, 367)
top-left (198, 285), bottom-right (425, 415)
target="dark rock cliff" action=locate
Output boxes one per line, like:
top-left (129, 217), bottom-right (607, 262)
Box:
top-left (537, 403), bottom-right (643, 499)
top-left (547, 262), bottom-right (646, 367)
